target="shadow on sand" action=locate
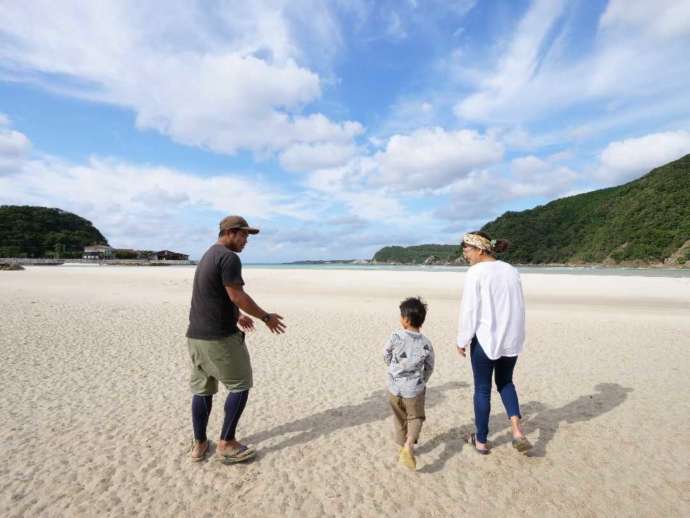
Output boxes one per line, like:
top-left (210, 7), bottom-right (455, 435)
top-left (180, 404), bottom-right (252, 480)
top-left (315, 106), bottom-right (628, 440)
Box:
top-left (417, 382), bottom-right (633, 473)
top-left (242, 382), bottom-right (631, 469)
top-left (243, 381), bottom-right (469, 455)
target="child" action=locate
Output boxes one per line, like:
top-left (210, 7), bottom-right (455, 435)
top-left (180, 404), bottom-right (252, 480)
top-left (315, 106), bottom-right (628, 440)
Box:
top-left (384, 297), bottom-right (435, 470)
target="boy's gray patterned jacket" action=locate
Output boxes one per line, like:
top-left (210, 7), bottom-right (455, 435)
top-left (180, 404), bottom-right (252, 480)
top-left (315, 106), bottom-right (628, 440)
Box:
top-left (383, 329), bottom-right (435, 398)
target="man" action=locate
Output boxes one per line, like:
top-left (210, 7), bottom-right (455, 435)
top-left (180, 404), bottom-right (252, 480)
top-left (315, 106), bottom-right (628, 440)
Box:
top-left (186, 215), bottom-right (286, 463)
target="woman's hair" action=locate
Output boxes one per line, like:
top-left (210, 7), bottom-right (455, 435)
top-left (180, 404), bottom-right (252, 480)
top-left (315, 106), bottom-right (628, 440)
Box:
top-left (463, 230), bottom-right (510, 256)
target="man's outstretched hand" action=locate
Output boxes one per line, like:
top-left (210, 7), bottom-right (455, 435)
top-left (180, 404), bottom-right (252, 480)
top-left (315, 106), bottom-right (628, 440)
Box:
top-left (265, 313), bottom-right (286, 334)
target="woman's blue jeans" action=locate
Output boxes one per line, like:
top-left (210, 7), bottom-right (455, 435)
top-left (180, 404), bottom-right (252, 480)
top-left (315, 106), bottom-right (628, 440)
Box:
top-left (470, 337), bottom-right (521, 444)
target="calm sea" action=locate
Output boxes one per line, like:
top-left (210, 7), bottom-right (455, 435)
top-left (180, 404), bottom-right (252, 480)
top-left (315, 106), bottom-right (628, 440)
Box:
top-left (242, 263), bottom-right (690, 278)
top-left (74, 262), bottom-right (689, 278)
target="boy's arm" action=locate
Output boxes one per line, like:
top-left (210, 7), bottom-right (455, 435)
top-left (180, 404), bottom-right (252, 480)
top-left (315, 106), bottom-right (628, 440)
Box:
top-left (423, 341), bottom-right (435, 382)
top-left (383, 335), bottom-right (394, 365)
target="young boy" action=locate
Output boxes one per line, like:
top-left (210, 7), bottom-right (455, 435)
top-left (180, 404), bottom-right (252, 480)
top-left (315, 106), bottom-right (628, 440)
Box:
top-left (384, 297), bottom-right (435, 470)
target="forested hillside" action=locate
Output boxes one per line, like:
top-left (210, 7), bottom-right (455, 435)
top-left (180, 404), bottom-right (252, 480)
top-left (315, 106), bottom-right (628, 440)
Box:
top-left (481, 154), bottom-right (690, 264)
top-left (0, 206), bottom-right (108, 258)
top-left (372, 155), bottom-right (690, 266)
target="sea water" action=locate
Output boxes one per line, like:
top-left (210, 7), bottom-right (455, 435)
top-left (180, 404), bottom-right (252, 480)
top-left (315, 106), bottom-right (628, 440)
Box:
top-left (242, 263), bottom-right (690, 278)
top-left (54, 262), bottom-right (690, 278)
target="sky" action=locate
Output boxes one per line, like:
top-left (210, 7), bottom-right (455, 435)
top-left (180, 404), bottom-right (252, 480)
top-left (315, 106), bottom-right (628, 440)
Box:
top-left (1, 0), bottom-right (690, 262)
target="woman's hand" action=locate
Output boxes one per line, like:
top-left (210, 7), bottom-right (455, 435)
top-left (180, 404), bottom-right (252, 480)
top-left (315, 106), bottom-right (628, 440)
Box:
top-left (457, 346), bottom-right (466, 358)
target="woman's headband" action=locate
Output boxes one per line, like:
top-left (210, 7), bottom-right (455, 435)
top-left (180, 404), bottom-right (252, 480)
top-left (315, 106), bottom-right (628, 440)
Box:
top-left (462, 233), bottom-right (495, 252)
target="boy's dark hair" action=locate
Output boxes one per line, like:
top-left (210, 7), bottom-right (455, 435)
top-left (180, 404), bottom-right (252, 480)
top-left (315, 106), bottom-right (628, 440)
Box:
top-left (399, 297), bottom-right (427, 328)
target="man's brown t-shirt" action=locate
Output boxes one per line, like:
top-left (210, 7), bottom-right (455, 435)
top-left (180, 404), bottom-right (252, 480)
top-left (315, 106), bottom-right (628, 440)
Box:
top-left (186, 244), bottom-right (244, 339)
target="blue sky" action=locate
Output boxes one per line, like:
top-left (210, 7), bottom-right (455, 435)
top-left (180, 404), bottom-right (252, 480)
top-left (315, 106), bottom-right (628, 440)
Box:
top-left (1, 0), bottom-right (689, 261)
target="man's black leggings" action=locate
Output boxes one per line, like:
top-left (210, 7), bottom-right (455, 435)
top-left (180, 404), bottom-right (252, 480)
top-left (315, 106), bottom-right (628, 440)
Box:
top-left (192, 390), bottom-right (249, 443)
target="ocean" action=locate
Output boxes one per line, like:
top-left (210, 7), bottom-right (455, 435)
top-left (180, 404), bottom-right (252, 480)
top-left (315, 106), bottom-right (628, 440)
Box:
top-left (54, 261), bottom-right (690, 278)
top-left (243, 263), bottom-right (690, 278)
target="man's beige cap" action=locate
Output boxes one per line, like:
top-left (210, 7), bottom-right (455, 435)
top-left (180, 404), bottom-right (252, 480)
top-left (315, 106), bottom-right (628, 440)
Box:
top-left (219, 215), bottom-right (260, 234)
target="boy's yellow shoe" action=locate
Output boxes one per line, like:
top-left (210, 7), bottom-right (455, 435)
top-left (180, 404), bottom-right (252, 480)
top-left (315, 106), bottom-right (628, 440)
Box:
top-left (398, 447), bottom-right (416, 470)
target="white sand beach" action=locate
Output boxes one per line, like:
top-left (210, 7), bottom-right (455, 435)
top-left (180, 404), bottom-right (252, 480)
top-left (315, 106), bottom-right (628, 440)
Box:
top-left (1, 266), bottom-right (689, 517)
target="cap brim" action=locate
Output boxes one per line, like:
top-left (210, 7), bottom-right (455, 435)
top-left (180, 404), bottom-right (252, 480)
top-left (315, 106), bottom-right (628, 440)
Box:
top-left (244, 227), bottom-right (260, 234)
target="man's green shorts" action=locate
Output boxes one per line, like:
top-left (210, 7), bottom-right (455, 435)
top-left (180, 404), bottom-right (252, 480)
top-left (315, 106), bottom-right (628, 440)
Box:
top-left (187, 332), bottom-right (253, 395)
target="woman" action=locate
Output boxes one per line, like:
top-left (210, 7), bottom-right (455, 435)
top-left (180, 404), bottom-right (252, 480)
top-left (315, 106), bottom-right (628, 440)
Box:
top-left (456, 231), bottom-right (531, 454)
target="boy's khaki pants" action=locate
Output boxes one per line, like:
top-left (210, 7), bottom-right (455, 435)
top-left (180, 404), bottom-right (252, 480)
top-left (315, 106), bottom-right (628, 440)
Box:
top-left (388, 391), bottom-right (426, 445)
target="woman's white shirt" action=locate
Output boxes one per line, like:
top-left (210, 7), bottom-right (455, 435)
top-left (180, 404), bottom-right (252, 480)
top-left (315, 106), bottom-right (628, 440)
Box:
top-left (457, 260), bottom-right (525, 360)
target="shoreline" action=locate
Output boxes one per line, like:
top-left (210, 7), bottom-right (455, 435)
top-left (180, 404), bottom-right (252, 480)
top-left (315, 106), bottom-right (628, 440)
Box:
top-left (4, 261), bottom-right (690, 278)
top-left (282, 260), bottom-right (690, 269)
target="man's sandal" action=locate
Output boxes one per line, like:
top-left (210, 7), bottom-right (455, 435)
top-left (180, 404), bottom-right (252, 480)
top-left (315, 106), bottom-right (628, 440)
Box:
top-left (190, 440), bottom-right (210, 462)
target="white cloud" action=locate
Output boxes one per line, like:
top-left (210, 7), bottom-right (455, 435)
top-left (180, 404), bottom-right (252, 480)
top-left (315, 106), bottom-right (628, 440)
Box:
top-left (301, 162), bottom-right (407, 221)
top-left (0, 2), bottom-right (360, 156)
top-left (303, 155), bottom-right (377, 193)
top-left (0, 121), bottom-right (31, 174)
top-left (327, 215), bottom-right (368, 230)
top-left (597, 131), bottom-right (690, 184)
top-left (338, 190), bottom-right (406, 220)
top-left (454, 0), bottom-right (568, 122)
top-left (279, 142), bottom-right (358, 172)
top-left (373, 127), bottom-right (503, 191)
top-left (508, 155), bottom-right (579, 198)
top-left (376, 98), bottom-right (439, 137)
top-left (453, 0), bottom-right (690, 128)
top-left (436, 169), bottom-right (495, 218)
top-left (600, 0), bottom-right (690, 40)
top-left (0, 129), bottom-right (30, 158)
top-left (0, 153), bottom-right (318, 252)
top-left (384, 12), bottom-right (407, 40)
top-left (295, 126), bottom-right (506, 226)
top-left (435, 153), bottom-right (581, 224)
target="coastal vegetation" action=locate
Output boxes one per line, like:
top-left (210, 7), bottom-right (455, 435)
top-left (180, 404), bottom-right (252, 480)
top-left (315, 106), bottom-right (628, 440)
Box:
top-left (373, 244), bottom-right (463, 264)
top-left (0, 206), bottom-right (108, 258)
top-left (372, 154), bottom-right (690, 266)
top-left (481, 154), bottom-right (690, 265)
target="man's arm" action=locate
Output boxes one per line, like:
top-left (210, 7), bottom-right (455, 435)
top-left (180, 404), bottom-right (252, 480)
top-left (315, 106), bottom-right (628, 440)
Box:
top-left (225, 284), bottom-right (286, 334)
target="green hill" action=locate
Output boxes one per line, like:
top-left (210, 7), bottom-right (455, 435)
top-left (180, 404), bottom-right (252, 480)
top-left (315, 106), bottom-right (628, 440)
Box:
top-left (481, 154), bottom-right (690, 265)
top-left (373, 244), bottom-right (463, 264)
top-left (0, 206), bottom-right (108, 258)
top-left (371, 155), bottom-right (690, 266)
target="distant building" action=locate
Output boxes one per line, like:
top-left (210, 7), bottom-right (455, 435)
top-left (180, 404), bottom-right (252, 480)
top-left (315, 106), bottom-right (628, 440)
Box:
top-left (152, 250), bottom-right (189, 261)
top-left (112, 248), bottom-right (140, 259)
top-left (83, 244), bottom-right (113, 260)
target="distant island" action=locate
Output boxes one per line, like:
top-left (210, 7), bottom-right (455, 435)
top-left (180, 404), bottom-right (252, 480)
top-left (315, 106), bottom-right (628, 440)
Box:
top-left (284, 247), bottom-right (465, 266)
top-left (283, 259), bottom-right (370, 265)
top-left (372, 244), bottom-right (465, 265)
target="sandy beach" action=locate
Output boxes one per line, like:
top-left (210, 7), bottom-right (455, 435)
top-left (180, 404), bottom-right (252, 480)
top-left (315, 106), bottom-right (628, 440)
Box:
top-left (1, 265), bottom-right (689, 517)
